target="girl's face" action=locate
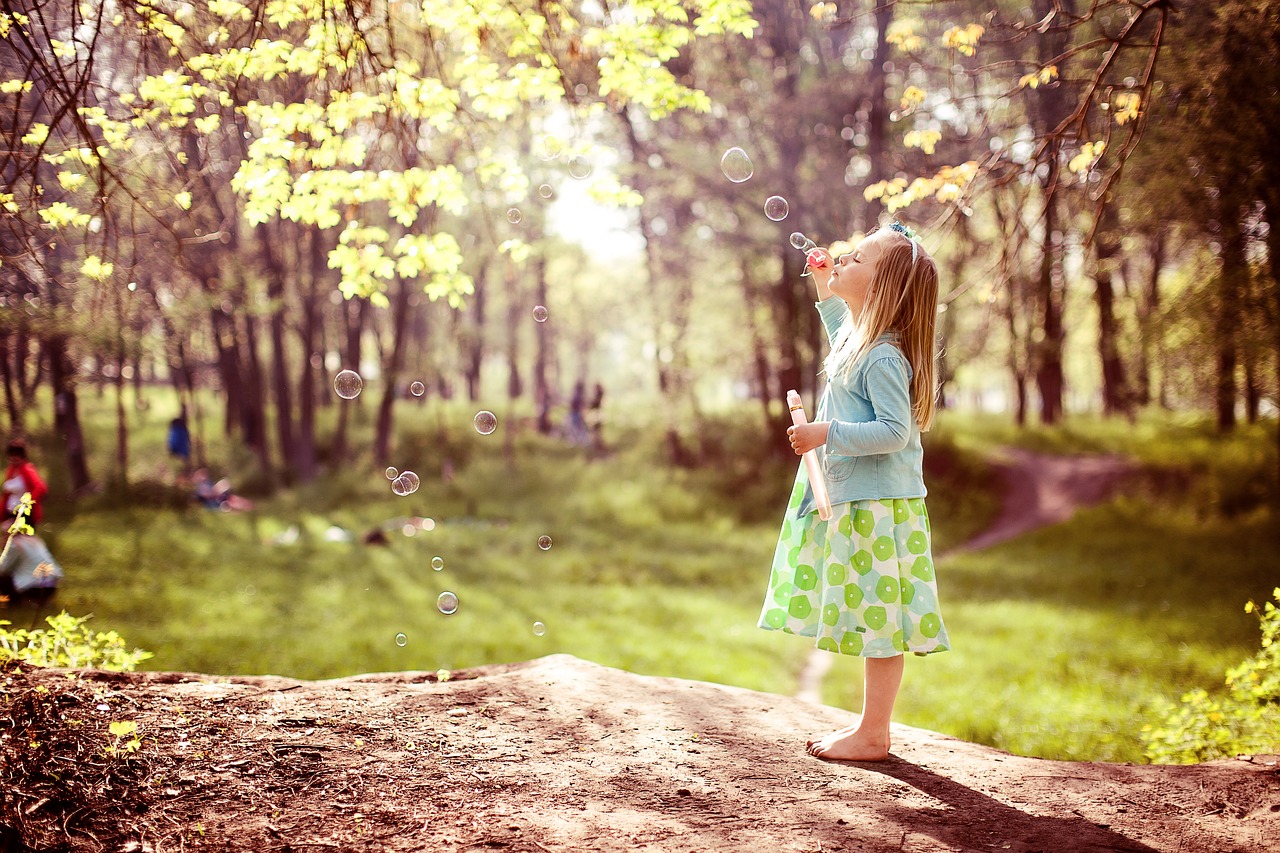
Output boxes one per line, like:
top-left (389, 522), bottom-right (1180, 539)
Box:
top-left (828, 231), bottom-right (888, 312)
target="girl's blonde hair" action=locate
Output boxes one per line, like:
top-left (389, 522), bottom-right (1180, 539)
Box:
top-left (822, 228), bottom-right (940, 431)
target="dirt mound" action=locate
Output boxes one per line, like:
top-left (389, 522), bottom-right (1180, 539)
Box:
top-left (2, 654), bottom-right (1276, 852)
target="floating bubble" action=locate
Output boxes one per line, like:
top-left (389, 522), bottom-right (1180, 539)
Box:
top-left (567, 156), bottom-right (593, 180)
top-left (437, 591), bottom-right (459, 615)
top-left (789, 232), bottom-right (815, 251)
top-left (507, 208), bottom-right (522, 224)
top-left (538, 535), bottom-right (553, 551)
top-left (395, 632), bottom-right (407, 647)
top-left (385, 466), bottom-right (399, 480)
top-left (392, 476), bottom-right (411, 497)
top-left (473, 410), bottom-right (497, 435)
top-left (537, 134), bottom-right (564, 160)
top-left (418, 517), bottom-right (436, 531)
top-left (334, 369), bottom-right (362, 399)
top-left (764, 196), bottom-right (790, 221)
top-left (399, 471), bottom-right (420, 494)
top-left (532, 305), bottom-right (549, 323)
top-left (538, 184), bottom-right (554, 199)
top-left (720, 147), bottom-right (754, 183)
top-left (410, 380), bottom-right (425, 397)
top-left (532, 621), bottom-right (547, 637)
top-left (402, 524), bottom-right (417, 537)
top-left (431, 556), bottom-right (444, 571)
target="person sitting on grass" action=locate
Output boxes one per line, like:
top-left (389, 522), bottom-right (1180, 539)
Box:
top-left (192, 468), bottom-right (254, 512)
top-left (0, 528), bottom-right (63, 608)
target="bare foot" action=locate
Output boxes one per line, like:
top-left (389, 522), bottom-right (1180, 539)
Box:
top-left (805, 723), bottom-right (857, 750)
top-left (806, 728), bottom-right (890, 761)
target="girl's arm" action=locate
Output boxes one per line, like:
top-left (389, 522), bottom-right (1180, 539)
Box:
top-left (826, 355), bottom-right (914, 457)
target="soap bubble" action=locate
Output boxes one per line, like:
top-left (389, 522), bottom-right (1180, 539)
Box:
top-left (399, 471), bottom-right (420, 493)
top-left (473, 410), bottom-right (497, 435)
top-left (532, 621), bottom-right (546, 637)
top-left (395, 632), bottom-right (407, 647)
top-left (567, 156), bottom-right (593, 179)
top-left (538, 184), bottom-right (554, 199)
top-left (764, 196), bottom-right (790, 221)
top-left (410, 380), bottom-right (425, 397)
top-left (391, 476), bottom-right (410, 496)
top-left (385, 466), bottom-right (399, 480)
top-left (532, 305), bottom-right (549, 323)
top-left (790, 232), bottom-right (815, 251)
top-left (437, 591), bottom-right (459, 615)
top-left (537, 134), bottom-right (564, 160)
top-left (418, 517), bottom-right (436, 531)
top-left (431, 556), bottom-right (444, 571)
top-left (538, 535), bottom-right (553, 551)
top-left (720, 147), bottom-right (753, 182)
top-left (334, 370), bottom-right (362, 399)
top-left (507, 208), bottom-right (522, 224)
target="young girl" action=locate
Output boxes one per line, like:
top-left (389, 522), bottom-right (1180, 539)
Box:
top-left (758, 221), bottom-right (950, 761)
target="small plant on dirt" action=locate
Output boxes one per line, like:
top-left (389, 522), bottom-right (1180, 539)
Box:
top-left (1142, 588), bottom-right (1280, 763)
top-left (0, 612), bottom-right (153, 671)
top-left (105, 720), bottom-right (142, 757)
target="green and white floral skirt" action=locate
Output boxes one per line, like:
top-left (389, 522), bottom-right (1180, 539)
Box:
top-left (757, 472), bottom-right (950, 658)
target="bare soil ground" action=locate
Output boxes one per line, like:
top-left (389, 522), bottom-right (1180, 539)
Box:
top-left (4, 450), bottom-right (1277, 852)
top-left (2, 654), bottom-right (1277, 853)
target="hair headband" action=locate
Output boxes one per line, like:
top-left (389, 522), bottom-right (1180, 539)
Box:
top-left (889, 220), bottom-right (918, 263)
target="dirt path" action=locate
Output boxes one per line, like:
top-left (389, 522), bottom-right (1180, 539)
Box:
top-left (3, 656), bottom-right (1276, 853)
top-left (795, 449), bottom-right (1135, 704)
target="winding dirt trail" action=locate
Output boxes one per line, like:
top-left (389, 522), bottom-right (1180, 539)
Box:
top-left (795, 448), bottom-right (1135, 704)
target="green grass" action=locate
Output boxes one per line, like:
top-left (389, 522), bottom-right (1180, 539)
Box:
top-left (7, 389), bottom-right (1276, 763)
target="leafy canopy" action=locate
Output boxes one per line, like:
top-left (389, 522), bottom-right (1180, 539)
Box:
top-left (3, 0), bottom-right (756, 304)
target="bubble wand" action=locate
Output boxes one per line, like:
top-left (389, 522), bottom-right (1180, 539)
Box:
top-left (790, 232), bottom-right (830, 278)
top-left (787, 390), bottom-right (833, 521)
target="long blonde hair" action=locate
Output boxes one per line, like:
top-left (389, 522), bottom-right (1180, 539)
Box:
top-left (823, 228), bottom-right (940, 431)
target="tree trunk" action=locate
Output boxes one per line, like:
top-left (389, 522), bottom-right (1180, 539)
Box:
top-left (332, 295), bottom-right (367, 460)
top-left (46, 335), bottom-right (91, 493)
top-left (466, 259), bottom-right (488, 403)
top-left (0, 332), bottom-right (19, 431)
top-left (1094, 204), bottom-right (1129, 416)
top-left (532, 258), bottom-right (551, 433)
top-left (374, 274), bottom-right (413, 462)
top-left (506, 265), bottom-right (523, 400)
top-left (260, 223), bottom-right (296, 478)
top-left (1031, 0), bottom-right (1073, 425)
top-left (1262, 178), bottom-right (1280, 506)
top-left (242, 309), bottom-right (271, 473)
top-left (114, 346), bottom-right (128, 480)
top-left (293, 227), bottom-right (324, 481)
top-left (741, 259), bottom-right (776, 434)
top-left (857, 1), bottom-right (895, 233)
top-left (114, 291), bottom-right (128, 480)
top-left (1135, 228), bottom-right (1167, 409)
top-left (1034, 191), bottom-right (1066, 424)
top-left (1215, 204), bottom-right (1245, 433)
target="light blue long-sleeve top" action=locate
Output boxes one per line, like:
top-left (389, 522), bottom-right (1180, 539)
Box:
top-left (795, 297), bottom-right (927, 518)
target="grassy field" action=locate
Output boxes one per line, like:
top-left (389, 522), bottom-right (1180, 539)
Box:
top-left (6, 392), bottom-right (1276, 763)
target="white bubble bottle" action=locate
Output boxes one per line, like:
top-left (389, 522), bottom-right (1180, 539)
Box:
top-left (787, 389), bottom-right (833, 522)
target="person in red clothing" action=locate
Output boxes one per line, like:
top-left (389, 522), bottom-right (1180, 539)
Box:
top-left (4, 439), bottom-right (48, 530)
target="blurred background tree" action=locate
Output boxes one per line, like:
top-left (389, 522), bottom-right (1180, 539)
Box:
top-left (0, 0), bottom-right (1275, 493)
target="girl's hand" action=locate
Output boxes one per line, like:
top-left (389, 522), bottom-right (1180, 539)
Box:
top-left (807, 249), bottom-right (836, 301)
top-left (787, 421), bottom-right (830, 455)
